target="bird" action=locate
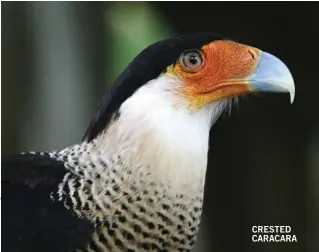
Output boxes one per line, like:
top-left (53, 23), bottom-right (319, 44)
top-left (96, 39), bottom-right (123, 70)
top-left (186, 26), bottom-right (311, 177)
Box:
top-left (2, 33), bottom-right (295, 252)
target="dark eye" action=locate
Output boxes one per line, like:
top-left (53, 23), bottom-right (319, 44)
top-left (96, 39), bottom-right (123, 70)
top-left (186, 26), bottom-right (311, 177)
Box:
top-left (179, 50), bottom-right (204, 72)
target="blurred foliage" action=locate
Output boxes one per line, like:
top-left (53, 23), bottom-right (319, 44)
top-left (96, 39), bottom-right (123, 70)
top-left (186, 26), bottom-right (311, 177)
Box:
top-left (105, 2), bottom-right (172, 84)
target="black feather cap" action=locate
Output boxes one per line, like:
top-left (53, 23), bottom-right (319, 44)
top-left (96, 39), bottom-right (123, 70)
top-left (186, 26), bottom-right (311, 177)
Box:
top-left (83, 33), bottom-right (223, 142)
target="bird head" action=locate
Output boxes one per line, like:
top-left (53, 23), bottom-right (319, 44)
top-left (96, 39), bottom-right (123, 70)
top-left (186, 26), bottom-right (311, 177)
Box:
top-left (166, 40), bottom-right (294, 109)
top-left (83, 33), bottom-right (295, 143)
top-left (81, 33), bottom-right (295, 190)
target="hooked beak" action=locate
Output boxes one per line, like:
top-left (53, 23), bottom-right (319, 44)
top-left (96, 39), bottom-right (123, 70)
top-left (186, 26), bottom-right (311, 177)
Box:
top-left (172, 40), bottom-right (295, 108)
top-left (249, 51), bottom-right (295, 103)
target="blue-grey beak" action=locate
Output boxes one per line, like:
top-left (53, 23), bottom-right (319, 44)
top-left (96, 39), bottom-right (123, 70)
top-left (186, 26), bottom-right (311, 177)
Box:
top-left (249, 51), bottom-right (295, 103)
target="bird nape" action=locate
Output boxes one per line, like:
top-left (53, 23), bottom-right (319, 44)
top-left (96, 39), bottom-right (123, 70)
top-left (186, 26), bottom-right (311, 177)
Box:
top-left (2, 33), bottom-right (295, 252)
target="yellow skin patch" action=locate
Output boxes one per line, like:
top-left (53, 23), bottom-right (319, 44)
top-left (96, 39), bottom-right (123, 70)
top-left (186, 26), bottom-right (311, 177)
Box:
top-left (167, 40), bottom-right (261, 109)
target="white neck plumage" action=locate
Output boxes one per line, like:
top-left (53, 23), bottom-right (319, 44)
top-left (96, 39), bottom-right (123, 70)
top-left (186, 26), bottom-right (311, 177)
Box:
top-left (92, 75), bottom-right (229, 195)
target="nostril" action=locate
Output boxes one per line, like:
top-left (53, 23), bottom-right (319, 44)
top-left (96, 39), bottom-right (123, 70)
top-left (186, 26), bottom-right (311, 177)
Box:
top-left (248, 49), bottom-right (257, 60)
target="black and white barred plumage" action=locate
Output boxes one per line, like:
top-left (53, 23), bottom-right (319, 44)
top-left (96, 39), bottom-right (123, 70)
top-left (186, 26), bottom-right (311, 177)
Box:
top-left (2, 32), bottom-right (295, 252)
top-left (3, 34), bottom-right (221, 252)
top-left (3, 139), bottom-right (203, 252)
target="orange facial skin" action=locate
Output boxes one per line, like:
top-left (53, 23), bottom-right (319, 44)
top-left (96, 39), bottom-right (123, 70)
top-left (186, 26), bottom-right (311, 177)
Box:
top-left (168, 40), bottom-right (261, 109)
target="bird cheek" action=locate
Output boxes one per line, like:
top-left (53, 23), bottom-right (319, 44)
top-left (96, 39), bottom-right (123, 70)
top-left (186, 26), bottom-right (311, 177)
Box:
top-left (182, 79), bottom-right (251, 108)
top-left (203, 84), bottom-right (252, 102)
top-left (182, 42), bottom-right (261, 104)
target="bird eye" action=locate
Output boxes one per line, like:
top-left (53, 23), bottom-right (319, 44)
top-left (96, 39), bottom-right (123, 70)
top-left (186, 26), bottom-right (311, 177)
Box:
top-left (179, 50), bottom-right (204, 72)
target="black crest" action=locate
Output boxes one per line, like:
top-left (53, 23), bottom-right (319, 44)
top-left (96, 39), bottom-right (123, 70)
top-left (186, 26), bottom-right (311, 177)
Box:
top-left (83, 33), bottom-right (223, 142)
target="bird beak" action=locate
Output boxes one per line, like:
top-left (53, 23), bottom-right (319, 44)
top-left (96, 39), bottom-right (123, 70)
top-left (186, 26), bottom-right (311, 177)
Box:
top-left (248, 51), bottom-right (295, 103)
top-left (174, 40), bottom-right (295, 108)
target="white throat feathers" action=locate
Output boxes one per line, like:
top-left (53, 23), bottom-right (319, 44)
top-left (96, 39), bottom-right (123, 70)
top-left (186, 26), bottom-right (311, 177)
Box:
top-left (89, 74), bottom-right (229, 194)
